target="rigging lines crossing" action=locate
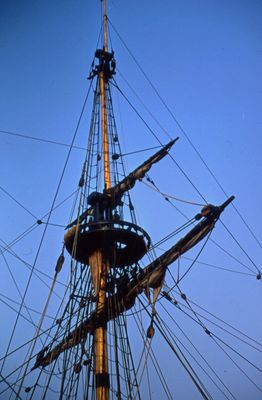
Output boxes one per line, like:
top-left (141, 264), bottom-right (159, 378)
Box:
top-left (108, 17), bottom-right (262, 254)
top-left (0, 5), bottom-right (261, 400)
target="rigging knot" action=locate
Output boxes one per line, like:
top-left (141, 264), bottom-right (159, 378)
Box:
top-left (83, 358), bottom-right (91, 366)
top-left (181, 293), bottom-right (187, 300)
top-left (74, 362), bottom-right (82, 374)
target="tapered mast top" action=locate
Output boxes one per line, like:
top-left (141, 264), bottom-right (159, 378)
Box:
top-left (100, 0), bottom-right (111, 189)
top-left (103, 0), bottom-right (108, 52)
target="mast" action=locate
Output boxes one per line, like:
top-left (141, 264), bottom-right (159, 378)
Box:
top-left (92, 1), bottom-right (110, 398)
top-left (33, 195), bottom-right (235, 370)
top-left (23, 3), bottom-right (236, 399)
top-left (0, 1), bottom-right (245, 398)
top-left (100, 0), bottom-right (110, 189)
top-left (90, 251), bottom-right (109, 400)
top-left (103, 0), bottom-right (109, 53)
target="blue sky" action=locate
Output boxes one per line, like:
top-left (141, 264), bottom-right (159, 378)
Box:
top-left (0, 0), bottom-right (262, 399)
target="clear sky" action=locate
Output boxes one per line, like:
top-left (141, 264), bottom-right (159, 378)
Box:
top-left (0, 0), bottom-right (262, 399)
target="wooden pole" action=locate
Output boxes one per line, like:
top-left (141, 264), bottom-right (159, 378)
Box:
top-left (99, 71), bottom-right (111, 189)
top-left (92, 2), bottom-right (110, 399)
top-left (103, 0), bottom-right (108, 52)
top-left (101, 0), bottom-right (110, 189)
top-left (89, 250), bottom-right (109, 400)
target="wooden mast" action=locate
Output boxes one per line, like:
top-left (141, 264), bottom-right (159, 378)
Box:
top-left (91, 1), bottom-right (110, 399)
top-left (99, 0), bottom-right (111, 189)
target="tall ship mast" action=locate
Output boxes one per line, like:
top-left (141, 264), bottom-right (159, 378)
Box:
top-left (0, 1), bottom-right (261, 400)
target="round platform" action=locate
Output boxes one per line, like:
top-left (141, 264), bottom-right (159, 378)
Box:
top-left (64, 220), bottom-right (150, 268)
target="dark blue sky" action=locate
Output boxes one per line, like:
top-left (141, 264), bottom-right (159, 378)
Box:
top-left (0, 1), bottom-right (262, 399)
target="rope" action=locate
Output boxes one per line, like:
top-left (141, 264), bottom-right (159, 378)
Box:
top-left (138, 298), bottom-right (211, 400)
top-left (0, 251), bottom-right (45, 346)
top-left (0, 189), bottom-right (78, 258)
top-left (212, 337), bottom-right (262, 393)
top-left (168, 285), bottom-right (262, 378)
top-left (0, 292), bottom-right (54, 319)
top-left (121, 144), bottom-right (162, 156)
top-left (16, 269), bottom-right (60, 395)
top-left (0, 184), bottom-right (38, 219)
top-left (133, 309), bottom-right (173, 399)
top-left (112, 78), bottom-right (207, 203)
top-left (0, 373), bottom-right (23, 400)
top-left (117, 67), bottom-right (172, 140)
top-left (159, 302), bottom-right (236, 400)
top-left (141, 178), bottom-right (205, 207)
top-left (181, 256), bottom-right (254, 277)
top-left (0, 80), bottom-right (93, 379)
top-left (0, 129), bottom-right (86, 150)
top-left (220, 220), bottom-right (261, 273)
top-left (108, 17), bottom-right (262, 252)
top-left (181, 295), bottom-right (262, 350)
top-left (164, 286), bottom-right (262, 355)
top-left (164, 290), bottom-right (262, 393)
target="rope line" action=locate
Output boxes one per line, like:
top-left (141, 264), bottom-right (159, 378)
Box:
top-left (0, 185), bottom-right (38, 219)
top-left (142, 178), bottom-right (205, 206)
top-left (112, 78), bottom-right (207, 203)
top-left (0, 81), bottom-right (93, 379)
top-left (0, 129), bottom-right (86, 150)
top-left (108, 17), bottom-right (262, 252)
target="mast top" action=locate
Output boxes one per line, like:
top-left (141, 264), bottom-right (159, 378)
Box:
top-left (102, 0), bottom-right (108, 52)
top-left (88, 0), bottom-right (115, 81)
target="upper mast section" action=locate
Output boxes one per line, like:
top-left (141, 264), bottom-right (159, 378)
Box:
top-left (89, 0), bottom-right (116, 190)
top-left (101, 0), bottom-right (110, 189)
top-left (103, 0), bottom-right (109, 52)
